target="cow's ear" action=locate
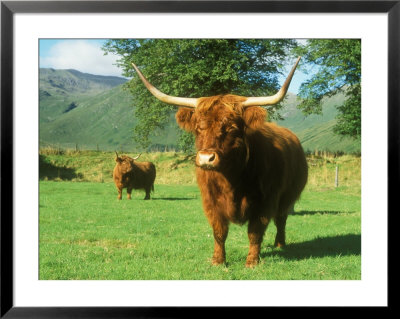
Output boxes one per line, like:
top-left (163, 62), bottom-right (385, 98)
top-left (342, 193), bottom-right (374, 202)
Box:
top-left (176, 107), bottom-right (196, 132)
top-left (242, 106), bottom-right (267, 129)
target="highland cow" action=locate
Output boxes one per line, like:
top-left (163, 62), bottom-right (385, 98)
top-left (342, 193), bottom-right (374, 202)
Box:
top-left (132, 57), bottom-right (307, 267)
top-left (113, 153), bottom-right (156, 200)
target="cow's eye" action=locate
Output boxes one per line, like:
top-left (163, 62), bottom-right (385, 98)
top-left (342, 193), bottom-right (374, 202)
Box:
top-left (226, 124), bottom-right (238, 133)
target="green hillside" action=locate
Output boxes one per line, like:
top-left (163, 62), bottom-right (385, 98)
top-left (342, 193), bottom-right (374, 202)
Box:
top-left (40, 85), bottom-right (136, 150)
top-left (275, 92), bottom-right (361, 154)
top-left (40, 68), bottom-right (127, 95)
top-left (39, 68), bottom-right (361, 153)
top-left (39, 69), bottom-right (180, 151)
top-left (39, 68), bottom-right (128, 124)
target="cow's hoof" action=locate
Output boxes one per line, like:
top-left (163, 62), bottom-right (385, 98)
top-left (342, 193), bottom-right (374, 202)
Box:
top-left (211, 256), bottom-right (225, 266)
top-left (245, 257), bottom-right (259, 268)
top-left (274, 240), bottom-right (285, 248)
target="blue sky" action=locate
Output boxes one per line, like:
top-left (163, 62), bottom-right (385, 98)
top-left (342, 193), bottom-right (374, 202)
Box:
top-left (39, 39), bottom-right (123, 77)
top-left (39, 39), bottom-right (310, 94)
top-left (40, 39), bottom-right (107, 57)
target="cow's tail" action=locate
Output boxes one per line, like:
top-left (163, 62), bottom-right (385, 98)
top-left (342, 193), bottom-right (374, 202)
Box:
top-left (152, 166), bottom-right (156, 193)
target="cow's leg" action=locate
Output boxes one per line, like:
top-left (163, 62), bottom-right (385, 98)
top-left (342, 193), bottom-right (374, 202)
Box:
top-left (127, 187), bottom-right (132, 200)
top-left (144, 187), bottom-right (150, 200)
top-left (117, 187), bottom-right (122, 200)
top-left (274, 213), bottom-right (288, 248)
top-left (210, 215), bottom-right (229, 265)
top-left (246, 216), bottom-right (269, 267)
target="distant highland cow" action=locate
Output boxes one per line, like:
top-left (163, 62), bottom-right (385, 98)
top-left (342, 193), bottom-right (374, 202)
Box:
top-left (113, 153), bottom-right (156, 200)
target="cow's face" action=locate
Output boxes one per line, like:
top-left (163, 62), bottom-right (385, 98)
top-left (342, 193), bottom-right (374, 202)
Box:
top-left (176, 96), bottom-right (267, 172)
top-left (115, 155), bottom-right (135, 175)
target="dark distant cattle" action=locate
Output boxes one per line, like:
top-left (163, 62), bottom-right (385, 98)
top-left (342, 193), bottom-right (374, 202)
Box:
top-left (131, 57), bottom-right (308, 267)
top-left (113, 153), bottom-right (156, 200)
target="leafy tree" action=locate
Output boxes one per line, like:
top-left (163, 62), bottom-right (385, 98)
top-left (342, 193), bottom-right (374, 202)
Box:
top-left (296, 39), bottom-right (361, 139)
top-left (103, 39), bottom-right (297, 151)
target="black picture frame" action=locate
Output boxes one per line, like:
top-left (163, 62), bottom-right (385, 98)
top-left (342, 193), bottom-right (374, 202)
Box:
top-left (1, 1), bottom-right (395, 317)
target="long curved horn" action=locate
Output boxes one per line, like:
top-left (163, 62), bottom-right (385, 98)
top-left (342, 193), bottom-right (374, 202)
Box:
top-left (133, 153), bottom-right (141, 160)
top-left (131, 63), bottom-right (198, 108)
top-left (242, 56), bottom-right (301, 107)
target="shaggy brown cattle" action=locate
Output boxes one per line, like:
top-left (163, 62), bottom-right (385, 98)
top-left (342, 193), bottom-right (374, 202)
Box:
top-left (113, 153), bottom-right (156, 200)
top-left (132, 57), bottom-right (308, 267)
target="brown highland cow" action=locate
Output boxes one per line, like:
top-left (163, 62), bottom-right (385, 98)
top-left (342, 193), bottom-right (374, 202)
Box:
top-left (132, 57), bottom-right (308, 267)
top-left (113, 153), bottom-right (156, 200)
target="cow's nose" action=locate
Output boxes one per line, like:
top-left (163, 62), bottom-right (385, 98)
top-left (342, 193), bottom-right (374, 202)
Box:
top-left (196, 150), bottom-right (219, 168)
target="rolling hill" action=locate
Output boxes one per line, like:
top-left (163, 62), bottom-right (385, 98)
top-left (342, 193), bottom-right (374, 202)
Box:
top-left (276, 92), bottom-right (361, 153)
top-left (39, 68), bottom-right (180, 151)
top-left (39, 68), bottom-right (361, 153)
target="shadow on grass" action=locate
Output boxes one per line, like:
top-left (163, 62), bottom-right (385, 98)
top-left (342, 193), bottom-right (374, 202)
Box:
top-left (261, 234), bottom-right (361, 260)
top-left (151, 197), bottom-right (196, 201)
top-left (39, 155), bottom-right (83, 180)
top-left (293, 210), bottom-right (357, 216)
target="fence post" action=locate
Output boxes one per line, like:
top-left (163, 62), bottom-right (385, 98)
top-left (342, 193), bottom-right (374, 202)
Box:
top-left (335, 165), bottom-right (339, 187)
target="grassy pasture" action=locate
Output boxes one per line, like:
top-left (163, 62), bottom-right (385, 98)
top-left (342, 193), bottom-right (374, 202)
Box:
top-left (39, 151), bottom-right (361, 280)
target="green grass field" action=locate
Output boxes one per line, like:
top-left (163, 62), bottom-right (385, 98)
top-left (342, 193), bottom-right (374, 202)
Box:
top-left (39, 151), bottom-right (361, 280)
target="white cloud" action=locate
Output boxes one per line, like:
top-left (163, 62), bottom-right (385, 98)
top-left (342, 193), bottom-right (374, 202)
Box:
top-left (40, 40), bottom-right (124, 77)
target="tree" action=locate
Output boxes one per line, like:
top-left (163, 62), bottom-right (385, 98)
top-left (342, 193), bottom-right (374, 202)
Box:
top-left (296, 39), bottom-right (361, 139)
top-left (64, 101), bottom-right (78, 113)
top-left (103, 39), bottom-right (297, 151)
